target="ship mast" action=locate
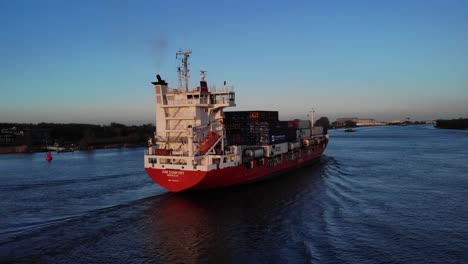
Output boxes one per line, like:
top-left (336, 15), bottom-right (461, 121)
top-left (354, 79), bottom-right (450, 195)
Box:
top-left (309, 108), bottom-right (315, 127)
top-left (176, 49), bottom-right (192, 92)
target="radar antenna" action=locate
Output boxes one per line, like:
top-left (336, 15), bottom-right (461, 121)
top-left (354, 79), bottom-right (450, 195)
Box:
top-left (176, 49), bottom-right (192, 92)
top-left (308, 108), bottom-right (315, 128)
top-left (200, 70), bottom-right (207, 81)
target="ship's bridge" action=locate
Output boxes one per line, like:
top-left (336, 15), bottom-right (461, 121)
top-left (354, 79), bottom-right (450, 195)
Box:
top-left (163, 86), bottom-right (236, 108)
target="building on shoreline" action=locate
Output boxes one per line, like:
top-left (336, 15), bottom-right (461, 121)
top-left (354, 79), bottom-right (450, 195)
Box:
top-left (1, 127), bottom-right (25, 145)
top-left (332, 117), bottom-right (385, 128)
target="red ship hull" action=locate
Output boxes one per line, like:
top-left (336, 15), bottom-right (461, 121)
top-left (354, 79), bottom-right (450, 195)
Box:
top-left (145, 144), bottom-right (326, 192)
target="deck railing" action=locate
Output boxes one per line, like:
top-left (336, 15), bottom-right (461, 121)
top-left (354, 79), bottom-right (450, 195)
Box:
top-left (167, 85), bottom-right (234, 94)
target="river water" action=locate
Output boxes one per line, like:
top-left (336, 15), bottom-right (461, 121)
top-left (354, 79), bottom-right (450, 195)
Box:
top-left (0, 125), bottom-right (467, 263)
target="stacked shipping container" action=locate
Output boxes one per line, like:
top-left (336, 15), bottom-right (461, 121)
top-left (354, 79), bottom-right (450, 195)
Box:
top-left (224, 111), bottom-right (287, 145)
top-left (224, 111), bottom-right (315, 146)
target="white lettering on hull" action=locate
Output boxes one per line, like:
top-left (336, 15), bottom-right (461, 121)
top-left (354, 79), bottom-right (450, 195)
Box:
top-left (162, 170), bottom-right (185, 177)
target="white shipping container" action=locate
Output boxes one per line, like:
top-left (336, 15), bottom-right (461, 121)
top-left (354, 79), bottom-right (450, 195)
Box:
top-left (288, 142), bottom-right (300, 150)
top-left (312, 126), bottom-right (324, 135)
top-left (263, 142), bottom-right (288, 157)
top-left (298, 120), bottom-right (311, 129)
top-left (296, 128), bottom-right (311, 139)
top-left (245, 149), bottom-right (265, 158)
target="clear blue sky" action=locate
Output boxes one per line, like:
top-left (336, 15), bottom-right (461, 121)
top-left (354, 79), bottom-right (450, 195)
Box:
top-left (1, 0), bottom-right (467, 124)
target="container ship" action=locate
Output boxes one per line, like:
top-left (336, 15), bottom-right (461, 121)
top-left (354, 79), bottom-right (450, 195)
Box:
top-left (144, 50), bottom-right (329, 192)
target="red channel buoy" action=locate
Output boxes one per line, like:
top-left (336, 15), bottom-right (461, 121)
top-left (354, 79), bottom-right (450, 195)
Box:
top-left (46, 151), bottom-right (53, 161)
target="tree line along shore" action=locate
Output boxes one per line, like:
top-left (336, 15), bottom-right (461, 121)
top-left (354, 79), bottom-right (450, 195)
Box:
top-left (0, 122), bottom-right (155, 154)
top-left (0, 119), bottom-right (331, 154)
top-left (2, 117), bottom-right (465, 154)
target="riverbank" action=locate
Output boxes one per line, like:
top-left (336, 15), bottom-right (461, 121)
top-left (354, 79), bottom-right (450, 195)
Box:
top-left (0, 145), bottom-right (30, 154)
top-left (1, 122), bottom-right (154, 154)
top-left (0, 143), bottom-right (146, 154)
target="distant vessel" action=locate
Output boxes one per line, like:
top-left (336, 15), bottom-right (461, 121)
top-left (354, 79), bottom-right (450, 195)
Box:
top-left (144, 50), bottom-right (329, 192)
top-left (46, 144), bottom-right (74, 153)
top-left (344, 128), bottom-right (356, 132)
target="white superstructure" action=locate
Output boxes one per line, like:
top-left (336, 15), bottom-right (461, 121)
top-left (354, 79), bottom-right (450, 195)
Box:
top-left (145, 50), bottom-right (239, 171)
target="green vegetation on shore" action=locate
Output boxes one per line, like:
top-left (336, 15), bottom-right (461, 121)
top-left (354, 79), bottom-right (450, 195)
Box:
top-left (0, 122), bottom-right (155, 153)
top-left (435, 118), bottom-right (468, 130)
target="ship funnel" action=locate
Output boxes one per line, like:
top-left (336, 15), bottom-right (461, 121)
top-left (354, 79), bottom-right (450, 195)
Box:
top-left (153, 74), bottom-right (167, 85)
